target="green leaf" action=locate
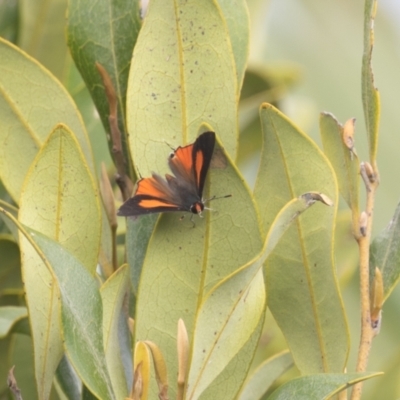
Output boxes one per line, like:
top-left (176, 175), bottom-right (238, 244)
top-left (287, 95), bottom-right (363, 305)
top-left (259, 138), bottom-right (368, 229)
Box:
top-left (18, 125), bottom-right (101, 399)
top-left (19, 124), bottom-right (101, 273)
top-left (0, 306), bottom-right (28, 338)
top-left (55, 356), bottom-right (82, 400)
top-left (127, 0), bottom-right (238, 175)
top-left (29, 229), bottom-right (115, 400)
top-left (216, 0), bottom-right (249, 93)
top-left (267, 372), bottom-right (382, 400)
top-left (254, 104), bottom-right (349, 374)
top-left (320, 113), bottom-right (360, 215)
top-left (0, 38), bottom-right (94, 203)
top-left (370, 201), bottom-right (400, 300)
top-left (18, 0), bottom-right (69, 79)
top-left (0, 236), bottom-right (22, 294)
top-left (134, 136), bottom-right (262, 398)
top-left (126, 214), bottom-right (158, 296)
top-left (362, 0), bottom-right (380, 163)
top-left (0, 201), bottom-right (19, 241)
top-left (187, 194), bottom-right (318, 399)
top-left (67, 0), bottom-right (141, 175)
top-left (0, 0), bottom-right (18, 43)
top-left (238, 351), bottom-right (293, 400)
top-left (100, 264), bottom-right (131, 399)
top-left (199, 317), bottom-right (264, 400)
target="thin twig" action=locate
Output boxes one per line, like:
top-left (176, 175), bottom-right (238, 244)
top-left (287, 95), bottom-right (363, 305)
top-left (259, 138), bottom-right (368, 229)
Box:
top-left (96, 62), bottom-right (133, 201)
top-left (351, 166), bottom-right (379, 400)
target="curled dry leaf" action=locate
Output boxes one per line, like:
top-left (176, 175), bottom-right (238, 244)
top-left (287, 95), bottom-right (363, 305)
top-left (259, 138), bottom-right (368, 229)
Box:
top-left (370, 267), bottom-right (383, 336)
top-left (359, 211), bottom-right (368, 237)
top-left (342, 117), bottom-right (357, 155)
top-left (301, 192), bottom-right (334, 207)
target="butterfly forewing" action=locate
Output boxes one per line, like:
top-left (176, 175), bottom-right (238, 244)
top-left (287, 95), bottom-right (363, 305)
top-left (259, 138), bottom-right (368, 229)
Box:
top-left (192, 131), bottom-right (215, 197)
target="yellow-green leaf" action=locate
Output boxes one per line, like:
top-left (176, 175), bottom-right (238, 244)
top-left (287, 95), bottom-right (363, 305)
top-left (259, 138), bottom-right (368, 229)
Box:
top-left (0, 306), bottom-right (28, 338)
top-left (268, 372), bottom-right (382, 400)
top-left (320, 112), bottom-right (360, 215)
top-left (101, 264), bottom-right (131, 399)
top-left (187, 194), bottom-right (319, 399)
top-left (216, 0), bottom-right (249, 93)
top-left (238, 351), bottom-right (293, 400)
top-left (362, 0), bottom-right (380, 164)
top-left (370, 201), bottom-right (400, 301)
top-left (134, 136), bottom-right (262, 398)
top-left (20, 124), bottom-right (101, 272)
top-left (18, 124), bottom-right (101, 398)
top-left (18, 0), bottom-right (69, 79)
top-left (127, 0), bottom-right (238, 176)
top-left (27, 228), bottom-right (115, 400)
top-left (254, 104), bottom-right (349, 374)
top-left (0, 38), bottom-right (94, 203)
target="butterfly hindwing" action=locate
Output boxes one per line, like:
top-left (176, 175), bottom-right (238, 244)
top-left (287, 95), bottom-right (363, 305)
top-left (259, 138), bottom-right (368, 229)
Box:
top-left (118, 175), bottom-right (183, 215)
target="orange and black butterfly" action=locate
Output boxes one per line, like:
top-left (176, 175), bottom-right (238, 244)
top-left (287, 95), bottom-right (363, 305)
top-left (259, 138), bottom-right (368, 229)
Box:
top-left (117, 131), bottom-right (229, 217)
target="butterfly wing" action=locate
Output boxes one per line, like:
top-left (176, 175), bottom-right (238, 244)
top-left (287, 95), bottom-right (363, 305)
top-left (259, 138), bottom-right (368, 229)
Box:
top-left (117, 174), bottom-right (187, 216)
top-left (118, 132), bottom-right (216, 217)
top-left (168, 131), bottom-right (215, 198)
top-left (191, 131), bottom-right (215, 197)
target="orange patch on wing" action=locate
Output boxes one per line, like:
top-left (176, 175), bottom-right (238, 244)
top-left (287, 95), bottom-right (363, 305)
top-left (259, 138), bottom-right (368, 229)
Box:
top-left (173, 144), bottom-right (194, 173)
top-left (194, 150), bottom-right (204, 186)
top-left (135, 177), bottom-right (166, 198)
top-left (139, 199), bottom-right (176, 208)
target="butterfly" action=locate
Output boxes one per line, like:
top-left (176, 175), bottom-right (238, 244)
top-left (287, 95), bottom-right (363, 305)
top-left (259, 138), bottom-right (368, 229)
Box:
top-left (117, 131), bottom-right (230, 218)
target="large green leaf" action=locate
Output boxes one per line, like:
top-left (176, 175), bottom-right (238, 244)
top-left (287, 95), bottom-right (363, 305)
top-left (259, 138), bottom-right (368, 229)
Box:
top-left (18, 125), bottom-right (101, 399)
top-left (187, 194), bottom-right (318, 399)
top-left (216, 0), bottom-right (249, 93)
top-left (127, 0), bottom-right (238, 175)
top-left (134, 136), bottom-right (262, 398)
top-left (67, 0), bottom-right (141, 175)
top-left (18, 0), bottom-right (69, 80)
top-left (254, 104), bottom-right (349, 374)
top-left (238, 351), bottom-right (293, 400)
top-left (362, 0), bottom-right (380, 164)
top-left (126, 214), bottom-right (158, 296)
top-left (198, 317), bottom-right (264, 400)
top-left (370, 201), bottom-right (400, 301)
top-left (0, 306), bottom-right (28, 337)
top-left (267, 372), bottom-right (381, 400)
top-left (0, 38), bottom-right (94, 203)
top-left (29, 229), bottom-right (115, 400)
top-left (55, 356), bottom-right (82, 400)
top-left (19, 125), bottom-right (101, 273)
top-left (100, 264), bottom-right (131, 399)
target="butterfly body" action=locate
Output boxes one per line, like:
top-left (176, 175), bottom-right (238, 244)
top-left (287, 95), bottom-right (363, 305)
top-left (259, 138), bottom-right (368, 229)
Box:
top-left (118, 131), bottom-right (216, 217)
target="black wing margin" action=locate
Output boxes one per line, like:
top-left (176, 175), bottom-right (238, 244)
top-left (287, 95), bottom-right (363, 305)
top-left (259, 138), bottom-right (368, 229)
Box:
top-left (192, 131), bottom-right (215, 197)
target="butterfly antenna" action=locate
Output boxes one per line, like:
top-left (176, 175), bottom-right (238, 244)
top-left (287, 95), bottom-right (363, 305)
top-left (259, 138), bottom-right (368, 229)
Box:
top-left (204, 194), bottom-right (232, 203)
top-left (163, 139), bottom-right (176, 153)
